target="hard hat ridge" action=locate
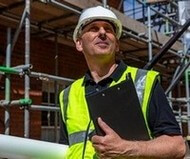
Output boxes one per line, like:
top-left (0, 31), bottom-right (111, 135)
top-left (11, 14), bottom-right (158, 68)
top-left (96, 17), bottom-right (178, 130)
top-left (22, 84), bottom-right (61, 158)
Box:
top-left (73, 6), bottom-right (122, 42)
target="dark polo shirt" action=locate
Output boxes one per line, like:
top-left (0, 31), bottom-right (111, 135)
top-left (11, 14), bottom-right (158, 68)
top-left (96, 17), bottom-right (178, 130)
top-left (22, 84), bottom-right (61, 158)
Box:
top-left (59, 61), bottom-right (181, 145)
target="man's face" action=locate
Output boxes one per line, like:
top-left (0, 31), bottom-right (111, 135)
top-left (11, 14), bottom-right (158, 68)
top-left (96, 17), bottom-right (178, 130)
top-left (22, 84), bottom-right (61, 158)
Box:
top-left (75, 20), bottom-right (119, 59)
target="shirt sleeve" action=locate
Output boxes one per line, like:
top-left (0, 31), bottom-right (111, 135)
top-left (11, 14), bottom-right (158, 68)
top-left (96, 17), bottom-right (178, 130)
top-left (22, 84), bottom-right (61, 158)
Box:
top-left (148, 81), bottom-right (182, 137)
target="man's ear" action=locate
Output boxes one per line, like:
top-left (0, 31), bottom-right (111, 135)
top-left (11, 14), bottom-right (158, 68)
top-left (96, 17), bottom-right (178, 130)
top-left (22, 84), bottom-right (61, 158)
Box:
top-left (75, 38), bottom-right (83, 52)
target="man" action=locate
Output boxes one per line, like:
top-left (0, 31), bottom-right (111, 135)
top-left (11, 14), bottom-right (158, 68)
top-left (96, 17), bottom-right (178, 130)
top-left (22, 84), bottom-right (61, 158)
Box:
top-left (59, 6), bottom-right (186, 159)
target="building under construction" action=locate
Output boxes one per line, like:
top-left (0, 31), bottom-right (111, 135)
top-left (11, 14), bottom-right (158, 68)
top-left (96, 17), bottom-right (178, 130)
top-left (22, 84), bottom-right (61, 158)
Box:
top-left (0, 0), bottom-right (190, 157)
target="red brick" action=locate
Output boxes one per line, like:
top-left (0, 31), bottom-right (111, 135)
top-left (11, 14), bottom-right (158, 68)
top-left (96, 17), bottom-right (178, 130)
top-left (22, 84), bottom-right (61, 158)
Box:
top-left (0, 24), bottom-right (87, 138)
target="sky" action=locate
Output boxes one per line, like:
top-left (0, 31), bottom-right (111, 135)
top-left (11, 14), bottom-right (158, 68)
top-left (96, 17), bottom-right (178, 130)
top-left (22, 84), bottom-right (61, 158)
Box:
top-left (123, 0), bottom-right (144, 19)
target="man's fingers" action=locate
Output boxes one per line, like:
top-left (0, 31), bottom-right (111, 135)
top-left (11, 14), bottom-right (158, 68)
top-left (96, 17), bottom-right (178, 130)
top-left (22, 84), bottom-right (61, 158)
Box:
top-left (93, 143), bottom-right (105, 152)
top-left (91, 135), bottom-right (104, 144)
top-left (98, 117), bottom-right (114, 135)
top-left (93, 144), bottom-right (107, 158)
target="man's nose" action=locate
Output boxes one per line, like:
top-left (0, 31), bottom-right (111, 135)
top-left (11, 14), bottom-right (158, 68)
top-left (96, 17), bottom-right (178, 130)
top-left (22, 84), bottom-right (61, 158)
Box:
top-left (98, 27), bottom-right (106, 39)
top-left (99, 27), bottom-right (106, 34)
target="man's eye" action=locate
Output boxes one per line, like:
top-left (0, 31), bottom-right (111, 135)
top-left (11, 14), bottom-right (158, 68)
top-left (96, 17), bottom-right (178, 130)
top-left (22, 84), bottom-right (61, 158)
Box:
top-left (105, 27), bottom-right (114, 33)
top-left (89, 27), bottom-right (99, 32)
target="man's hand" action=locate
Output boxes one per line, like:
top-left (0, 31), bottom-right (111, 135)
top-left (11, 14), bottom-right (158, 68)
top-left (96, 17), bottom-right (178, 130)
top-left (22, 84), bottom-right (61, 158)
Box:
top-left (91, 117), bottom-right (128, 159)
top-left (91, 118), bottom-right (186, 159)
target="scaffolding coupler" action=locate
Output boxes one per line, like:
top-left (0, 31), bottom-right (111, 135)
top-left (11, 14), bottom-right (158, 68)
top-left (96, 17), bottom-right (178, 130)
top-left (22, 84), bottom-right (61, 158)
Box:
top-left (19, 98), bottom-right (32, 106)
top-left (0, 64), bottom-right (32, 75)
top-left (0, 66), bottom-right (19, 74)
top-left (0, 98), bottom-right (32, 107)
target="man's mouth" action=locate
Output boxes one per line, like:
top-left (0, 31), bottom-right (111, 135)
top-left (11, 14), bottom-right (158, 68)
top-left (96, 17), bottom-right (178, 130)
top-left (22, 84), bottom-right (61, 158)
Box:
top-left (95, 42), bottom-right (109, 48)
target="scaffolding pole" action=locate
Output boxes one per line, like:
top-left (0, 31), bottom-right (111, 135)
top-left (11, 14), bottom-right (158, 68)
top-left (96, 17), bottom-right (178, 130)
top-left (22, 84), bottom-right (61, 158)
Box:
top-left (102, 0), bottom-right (107, 8)
top-left (165, 60), bottom-right (190, 95)
top-left (172, 55), bottom-right (186, 81)
top-left (185, 68), bottom-right (190, 134)
top-left (150, 4), bottom-right (179, 26)
top-left (184, 35), bottom-right (190, 134)
top-left (166, 48), bottom-right (190, 95)
top-left (24, 0), bottom-right (30, 138)
top-left (30, 105), bottom-right (60, 111)
top-left (12, 6), bottom-right (27, 51)
top-left (48, 0), bottom-right (81, 14)
top-left (54, 35), bottom-right (59, 142)
top-left (122, 27), bottom-right (189, 59)
top-left (0, 65), bottom-right (73, 83)
top-left (144, 19), bottom-right (190, 70)
top-left (4, 28), bottom-right (11, 135)
top-left (0, 99), bottom-right (32, 107)
top-left (1, 0), bottom-right (189, 142)
top-left (168, 97), bottom-right (190, 103)
top-left (1, 3), bottom-right (185, 60)
top-left (137, 0), bottom-right (180, 26)
top-left (30, 71), bottom-right (73, 82)
top-left (147, 4), bottom-right (153, 61)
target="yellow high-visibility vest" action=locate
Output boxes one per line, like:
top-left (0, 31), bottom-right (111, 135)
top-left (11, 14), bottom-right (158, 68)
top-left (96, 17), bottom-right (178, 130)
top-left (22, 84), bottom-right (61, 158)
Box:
top-left (59, 66), bottom-right (159, 159)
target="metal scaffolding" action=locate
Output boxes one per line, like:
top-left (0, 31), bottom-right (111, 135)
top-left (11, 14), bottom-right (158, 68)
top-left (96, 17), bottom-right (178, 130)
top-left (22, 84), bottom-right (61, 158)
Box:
top-left (0, 0), bottom-right (190, 142)
top-left (0, 0), bottom-right (74, 139)
top-left (124, 0), bottom-right (190, 137)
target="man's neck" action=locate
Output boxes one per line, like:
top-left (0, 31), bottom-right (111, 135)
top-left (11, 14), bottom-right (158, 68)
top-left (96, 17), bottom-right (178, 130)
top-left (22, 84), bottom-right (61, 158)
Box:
top-left (87, 60), bottom-right (118, 83)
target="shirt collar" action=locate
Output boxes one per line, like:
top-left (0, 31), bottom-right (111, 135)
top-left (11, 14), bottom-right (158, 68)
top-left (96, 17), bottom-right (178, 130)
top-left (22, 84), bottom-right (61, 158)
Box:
top-left (83, 60), bottom-right (127, 86)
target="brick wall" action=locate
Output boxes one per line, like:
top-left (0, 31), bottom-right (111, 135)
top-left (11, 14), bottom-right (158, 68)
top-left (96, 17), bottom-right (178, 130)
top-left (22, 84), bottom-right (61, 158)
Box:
top-left (0, 25), bottom-right (87, 139)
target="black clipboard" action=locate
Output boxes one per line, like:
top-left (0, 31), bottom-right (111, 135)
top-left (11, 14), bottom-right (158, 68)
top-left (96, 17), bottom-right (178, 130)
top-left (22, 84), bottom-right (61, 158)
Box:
top-left (86, 74), bottom-right (150, 141)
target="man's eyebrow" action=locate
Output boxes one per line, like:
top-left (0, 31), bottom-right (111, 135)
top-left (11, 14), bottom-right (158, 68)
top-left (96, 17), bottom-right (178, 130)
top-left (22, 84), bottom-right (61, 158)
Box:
top-left (88, 23), bottom-right (114, 29)
top-left (88, 24), bottom-right (97, 27)
top-left (82, 22), bottom-right (116, 34)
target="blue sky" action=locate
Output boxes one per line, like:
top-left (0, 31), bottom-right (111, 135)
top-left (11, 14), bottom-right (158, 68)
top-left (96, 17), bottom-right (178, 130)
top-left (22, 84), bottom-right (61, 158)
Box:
top-left (123, 0), bottom-right (143, 19)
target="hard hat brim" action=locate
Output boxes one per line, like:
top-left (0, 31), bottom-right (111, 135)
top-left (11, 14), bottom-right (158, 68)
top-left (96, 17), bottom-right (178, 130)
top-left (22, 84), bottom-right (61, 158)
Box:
top-left (73, 16), bottom-right (122, 42)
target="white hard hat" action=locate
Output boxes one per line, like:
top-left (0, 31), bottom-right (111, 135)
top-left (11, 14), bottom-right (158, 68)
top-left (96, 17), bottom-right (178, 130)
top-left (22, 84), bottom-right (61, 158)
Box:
top-left (73, 6), bottom-right (122, 42)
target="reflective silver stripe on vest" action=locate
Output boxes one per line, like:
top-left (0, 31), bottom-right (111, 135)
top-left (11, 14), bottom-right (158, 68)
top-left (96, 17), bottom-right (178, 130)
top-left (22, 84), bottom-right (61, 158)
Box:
top-left (62, 85), bottom-right (93, 146)
top-left (63, 86), bottom-right (71, 121)
top-left (134, 69), bottom-right (147, 106)
top-left (68, 130), bottom-right (93, 146)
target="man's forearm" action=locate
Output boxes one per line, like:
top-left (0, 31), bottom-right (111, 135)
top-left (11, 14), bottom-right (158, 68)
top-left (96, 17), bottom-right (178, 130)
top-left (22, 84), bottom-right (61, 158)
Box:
top-left (92, 118), bottom-right (186, 159)
top-left (121, 135), bottom-right (186, 159)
